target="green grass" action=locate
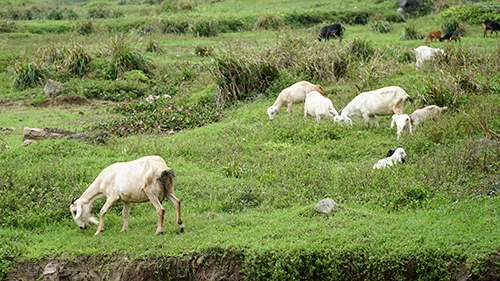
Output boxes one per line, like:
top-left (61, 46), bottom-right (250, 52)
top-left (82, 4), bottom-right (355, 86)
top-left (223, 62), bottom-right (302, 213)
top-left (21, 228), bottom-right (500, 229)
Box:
top-left (1, 0), bottom-right (500, 279)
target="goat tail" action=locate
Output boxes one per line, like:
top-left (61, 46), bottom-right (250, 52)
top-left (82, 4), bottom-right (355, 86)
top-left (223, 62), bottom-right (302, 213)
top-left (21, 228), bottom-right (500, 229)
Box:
top-left (161, 168), bottom-right (176, 180)
top-left (407, 96), bottom-right (415, 107)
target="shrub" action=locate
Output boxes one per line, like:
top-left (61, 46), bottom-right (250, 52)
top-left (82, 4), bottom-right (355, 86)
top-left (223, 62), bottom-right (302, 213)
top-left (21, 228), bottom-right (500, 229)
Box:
top-left (370, 18), bottom-right (392, 33)
top-left (348, 37), bottom-right (375, 62)
top-left (104, 35), bottom-right (150, 80)
top-left (211, 47), bottom-right (280, 108)
top-left (189, 19), bottom-right (218, 37)
top-left (157, 18), bottom-right (190, 34)
top-left (66, 43), bottom-right (93, 77)
top-left (88, 5), bottom-right (123, 19)
top-left (0, 20), bottom-right (18, 33)
top-left (402, 24), bottom-right (423, 40)
top-left (440, 18), bottom-right (466, 35)
top-left (439, 4), bottom-right (500, 24)
top-left (194, 44), bottom-right (213, 57)
top-left (12, 61), bottom-right (47, 90)
top-left (74, 20), bottom-right (96, 35)
top-left (145, 40), bottom-right (164, 54)
top-left (253, 13), bottom-right (285, 30)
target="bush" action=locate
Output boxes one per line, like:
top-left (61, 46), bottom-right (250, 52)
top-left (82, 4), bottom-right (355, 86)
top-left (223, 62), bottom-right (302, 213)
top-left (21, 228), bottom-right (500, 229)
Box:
top-left (439, 4), bottom-right (500, 24)
top-left (370, 18), bottom-right (392, 33)
top-left (348, 37), bottom-right (375, 62)
top-left (0, 20), bottom-right (18, 33)
top-left (253, 13), bottom-right (285, 30)
top-left (104, 35), bottom-right (151, 80)
top-left (74, 20), bottom-right (96, 35)
top-left (211, 46), bottom-right (280, 108)
top-left (194, 44), bottom-right (213, 57)
top-left (440, 18), bottom-right (466, 35)
top-left (402, 24), bottom-right (423, 40)
top-left (12, 61), bottom-right (48, 90)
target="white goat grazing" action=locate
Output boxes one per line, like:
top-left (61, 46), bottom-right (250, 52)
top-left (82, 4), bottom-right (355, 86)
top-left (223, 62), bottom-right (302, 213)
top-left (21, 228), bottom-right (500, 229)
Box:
top-left (334, 86), bottom-right (414, 127)
top-left (391, 114), bottom-right (412, 139)
top-left (373, 148), bottom-right (409, 169)
top-left (409, 105), bottom-right (448, 126)
top-left (413, 46), bottom-right (444, 68)
top-left (267, 81), bottom-right (324, 120)
top-left (304, 90), bottom-right (339, 122)
top-left (70, 156), bottom-right (184, 235)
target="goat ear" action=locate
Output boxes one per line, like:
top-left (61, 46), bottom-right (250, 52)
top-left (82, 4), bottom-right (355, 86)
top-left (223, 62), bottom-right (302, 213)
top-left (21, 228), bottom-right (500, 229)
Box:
top-left (89, 217), bottom-right (99, 225)
top-left (74, 205), bottom-right (82, 220)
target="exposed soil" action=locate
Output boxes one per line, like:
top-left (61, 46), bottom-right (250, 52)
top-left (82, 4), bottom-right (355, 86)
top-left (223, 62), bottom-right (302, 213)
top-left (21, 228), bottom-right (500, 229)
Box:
top-left (7, 253), bottom-right (500, 281)
top-left (7, 253), bottom-right (242, 281)
top-left (40, 95), bottom-right (91, 107)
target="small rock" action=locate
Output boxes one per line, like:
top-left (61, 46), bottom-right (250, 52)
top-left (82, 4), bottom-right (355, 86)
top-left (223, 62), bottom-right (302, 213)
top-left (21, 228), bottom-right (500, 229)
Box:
top-left (316, 198), bottom-right (339, 214)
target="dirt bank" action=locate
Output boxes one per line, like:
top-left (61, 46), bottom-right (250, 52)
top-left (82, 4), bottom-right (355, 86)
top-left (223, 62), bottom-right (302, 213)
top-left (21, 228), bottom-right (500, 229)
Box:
top-left (6, 253), bottom-right (242, 281)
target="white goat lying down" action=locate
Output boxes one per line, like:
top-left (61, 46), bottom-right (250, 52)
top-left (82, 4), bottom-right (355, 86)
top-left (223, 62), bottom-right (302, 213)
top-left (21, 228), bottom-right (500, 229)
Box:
top-left (409, 105), bottom-right (448, 126)
top-left (391, 114), bottom-right (412, 139)
top-left (304, 90), bottom-right (339, 122)
top-left (413, 46), bottom-right (444, 68)
top-left (267, 81), bottom-right (324, 120)
top-left (70, 156), bottom-right (184, 235)
top-left (373, 148), bottom-right (409, 169)
top-left (334, 86), bottom-right (414, 126)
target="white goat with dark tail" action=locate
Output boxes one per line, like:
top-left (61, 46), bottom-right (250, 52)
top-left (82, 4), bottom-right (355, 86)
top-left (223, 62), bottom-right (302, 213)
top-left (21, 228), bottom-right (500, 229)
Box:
top-left (70, 156), bottom-right (184, 235)
top-left (334, 86), bottom-right (414, 127)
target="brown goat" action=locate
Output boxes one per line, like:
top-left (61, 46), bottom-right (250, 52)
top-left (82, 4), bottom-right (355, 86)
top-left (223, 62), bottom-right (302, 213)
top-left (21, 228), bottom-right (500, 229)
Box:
top-left (424, 30), bottom-right (442, 44)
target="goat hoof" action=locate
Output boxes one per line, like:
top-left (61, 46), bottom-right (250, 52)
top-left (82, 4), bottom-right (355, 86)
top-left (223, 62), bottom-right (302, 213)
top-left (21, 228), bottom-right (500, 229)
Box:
top-left (179, 225), bottom-right (184, 233)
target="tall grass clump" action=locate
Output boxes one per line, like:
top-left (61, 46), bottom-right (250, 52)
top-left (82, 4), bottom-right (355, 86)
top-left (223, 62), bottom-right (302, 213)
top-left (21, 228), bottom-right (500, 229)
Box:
top-left (253, 13), bottom-right (285, 30)
top-left (104, 35), bottom-right (150, 80)
top-left (74, 20), bottom-right (97, 35)
top-left (369, 15), bottom-right (392, 33)
top-left (87, 4), bottom-right (123, 19)
top-left (157, 18), bottom-right (190, 34)
top-left (440, 18), bottom-right (466, 36)
top-left (37, 42), bottom-right (93, 79)
top-left (0, 20), bottom-right (18, 33)
top-left (211, 44), bottom-right (280, 108)
top-left (402, 24), bottom-right (423, 40)
top-left (11, 61), bottom-right (47, 90)
top-left (347, 37), bottom-right (375, 62)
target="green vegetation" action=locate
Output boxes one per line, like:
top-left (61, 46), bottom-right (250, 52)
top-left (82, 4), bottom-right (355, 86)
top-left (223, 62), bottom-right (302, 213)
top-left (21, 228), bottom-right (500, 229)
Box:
top-left (0, 0), bottom-right (499, 280)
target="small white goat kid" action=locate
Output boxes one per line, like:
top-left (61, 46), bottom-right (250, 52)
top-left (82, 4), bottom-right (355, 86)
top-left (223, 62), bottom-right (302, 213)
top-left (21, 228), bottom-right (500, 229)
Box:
top-left (334, 86), bottom-right (414, 126)
top-left (304, 90), bottom-right (339, 122)
top-left (413, 46), bottom-right (444, 68)
top-left (373, 148), bottom-right (409, 169)
top-left (409, 105), bottom-right (448, 126)
top-left (267, 81), bottom-right (324, 120)
top-left (70, 156), bottom-right (184, 235)
top-left (391, 114), bottom-right (412, 139)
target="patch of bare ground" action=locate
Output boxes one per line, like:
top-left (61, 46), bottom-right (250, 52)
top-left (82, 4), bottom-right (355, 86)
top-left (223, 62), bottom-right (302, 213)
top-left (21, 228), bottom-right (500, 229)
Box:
top-left (40, 95), bottom-right (90, 107)
top-left (7, 253), bottom-right (242, 281)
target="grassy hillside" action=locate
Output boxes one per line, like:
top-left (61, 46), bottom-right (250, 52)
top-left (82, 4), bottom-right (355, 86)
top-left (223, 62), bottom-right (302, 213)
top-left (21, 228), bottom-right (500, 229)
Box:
top-left (0, 0), bottom-right (499, 280)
